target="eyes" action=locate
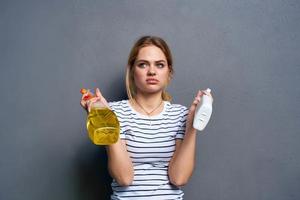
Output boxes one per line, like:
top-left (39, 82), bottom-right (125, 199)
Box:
top-left (137, 62), bottom-right (165, 69)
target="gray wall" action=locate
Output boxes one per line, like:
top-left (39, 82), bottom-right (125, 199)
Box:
top-left (0, 0), bottom-right (299, 199)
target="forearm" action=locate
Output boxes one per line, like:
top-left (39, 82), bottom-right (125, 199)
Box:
top-left (168, 129), bottom-right (197, 186)
top-left (106, 139), bottom-right (134, 186)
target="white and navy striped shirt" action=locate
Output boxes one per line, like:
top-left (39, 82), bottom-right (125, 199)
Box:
top-left (108, 100), bottom-right (189, 200)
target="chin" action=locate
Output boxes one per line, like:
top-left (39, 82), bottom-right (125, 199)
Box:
top-left (138, 87), bottom-right (163, 94)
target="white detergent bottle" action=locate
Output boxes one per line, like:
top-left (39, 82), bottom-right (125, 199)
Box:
top-left (193, 88), bottom-right (213, 131)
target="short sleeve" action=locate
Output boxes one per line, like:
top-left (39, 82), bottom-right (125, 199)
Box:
top-left (108, 101), bottom-right (126, 139)
top-left (175, 106), bottom-right (189, 140)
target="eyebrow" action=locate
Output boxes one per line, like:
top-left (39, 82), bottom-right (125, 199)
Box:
top-left (136, 59), bottom-right (166, 63)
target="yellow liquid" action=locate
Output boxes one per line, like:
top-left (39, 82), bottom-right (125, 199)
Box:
top-left (86, 107), bottom-right (120, 145)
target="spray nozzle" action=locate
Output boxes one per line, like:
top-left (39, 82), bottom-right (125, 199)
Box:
top-left (80, 88), bottom-right (95, 101)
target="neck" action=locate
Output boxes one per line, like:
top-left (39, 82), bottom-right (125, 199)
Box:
top-left (135, 92), bottom-right (162, 108)
top-left (131, 91), bottom-right (164, 116)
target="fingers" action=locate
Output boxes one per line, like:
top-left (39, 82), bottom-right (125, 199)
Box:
top-left (95, 88), bottom-right (102, 98)
top-left (192, 90), bottom-right (203, 104)
top-left (86, 97), bottom-right (100, 112)
top-left (80, 89), bottom-right (99, 111)
top-left (192, 95), bottom-right (201, 105)
top-left (197, 90), bottom-right (203, 98)
top-left (96, 88), bottom-right (110, 107)
top-left (95, 87), bottom-right (108, 103)
top-left (198, 89), bottom-right (214, 104)
top-left (80, 92), bottom-right (90, 109)
top-left (80, 88), bottom-right (109, 112)
top-left (189, 91), bottom-right (202, 114)
top-left (192, 88), bottom-right (213, 105)
top-left (202, 90), bottom-right (211, 96)
top-left (81, 92), bottom-right (90, 101)
top-left (80, 87), bottom-right (111, 112)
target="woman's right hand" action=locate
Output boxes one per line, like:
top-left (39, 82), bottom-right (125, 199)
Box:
top-left (80, 88), bottom-right (109, 113)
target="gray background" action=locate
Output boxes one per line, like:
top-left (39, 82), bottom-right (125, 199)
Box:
top-left (0, 0), bottom-right (299, 199)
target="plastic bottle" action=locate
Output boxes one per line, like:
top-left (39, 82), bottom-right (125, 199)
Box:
top-left (193, 88), bottom-right (213, 131)
top-left (80, 88), bottom-right (120, 145)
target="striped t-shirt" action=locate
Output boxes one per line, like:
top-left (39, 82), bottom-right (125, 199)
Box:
top-left (108, 100), bottom-right (189, 200)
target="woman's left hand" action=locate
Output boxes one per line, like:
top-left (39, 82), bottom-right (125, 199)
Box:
top-left (185, 89), bottom-right (214, 132)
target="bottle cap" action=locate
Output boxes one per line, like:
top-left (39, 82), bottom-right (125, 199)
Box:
top-left (206, 88), bottom-right (211, 93)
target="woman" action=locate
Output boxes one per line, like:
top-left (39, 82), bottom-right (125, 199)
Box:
top-left (80, 35), bottom-right (213, 199)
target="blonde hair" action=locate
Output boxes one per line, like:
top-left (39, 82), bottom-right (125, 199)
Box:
top-left (125, 36), bottom-right (174, 101)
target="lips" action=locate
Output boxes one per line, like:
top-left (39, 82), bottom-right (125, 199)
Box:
top-left (146, 78), bottom-right (159, 84)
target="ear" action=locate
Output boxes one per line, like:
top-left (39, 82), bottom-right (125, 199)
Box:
top-left (168, 71), bottom-right (173, 81)
top-left (166, 75), bottom-right (172, 85)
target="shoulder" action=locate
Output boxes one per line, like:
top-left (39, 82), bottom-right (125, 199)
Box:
top-left (166, 101), bottom-right (189, 115)
top-left (108, 100), bottom-right (128, 107)
top-left (108, 100), bottom-right (129, 111)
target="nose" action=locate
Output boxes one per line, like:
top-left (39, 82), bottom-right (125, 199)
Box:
top-left (147, 65), bottom-right (156, 76)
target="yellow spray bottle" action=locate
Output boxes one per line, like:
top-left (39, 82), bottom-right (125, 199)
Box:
top-left (80, 88), bottom-right (120, 145)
